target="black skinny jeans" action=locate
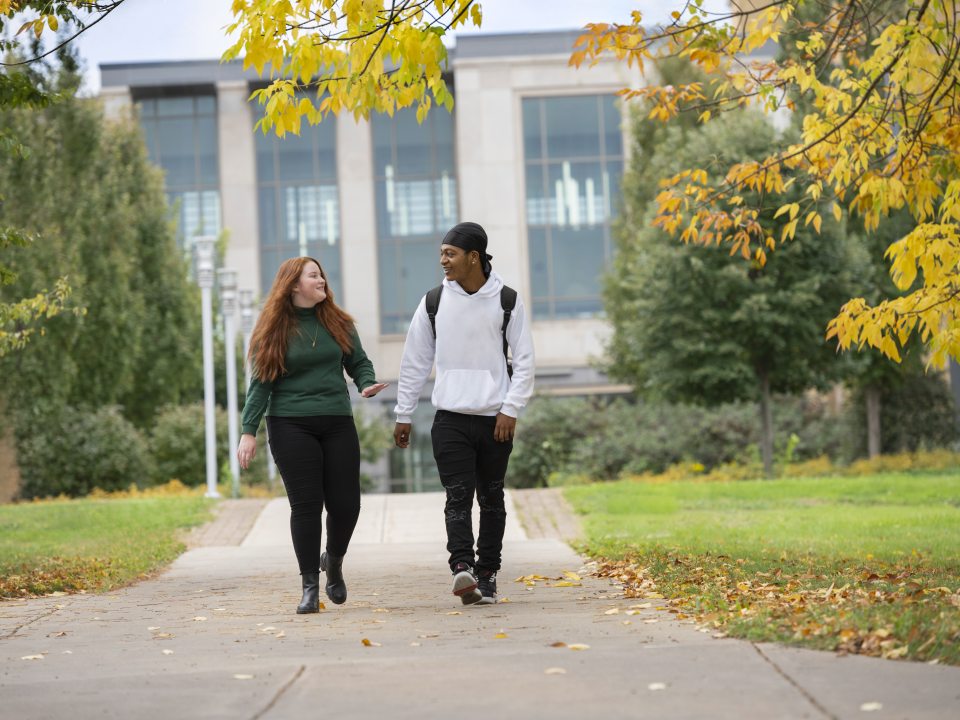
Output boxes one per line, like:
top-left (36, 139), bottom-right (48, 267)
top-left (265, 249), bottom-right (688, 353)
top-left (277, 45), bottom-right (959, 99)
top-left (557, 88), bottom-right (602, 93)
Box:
top-left (431, 410), bottom-right (513, 573)
top-left (266, 415), bottom-right (361, 575)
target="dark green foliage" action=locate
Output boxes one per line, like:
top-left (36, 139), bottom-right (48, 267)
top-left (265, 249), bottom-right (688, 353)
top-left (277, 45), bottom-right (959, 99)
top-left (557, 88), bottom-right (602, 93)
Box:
top-left (0, 57), bottom-right (201, 429)
top-left (509, 397), bottom-right (607, 488)
top-left (509, 395), bottom-right (848, 487)
top-left (149, 404), bottom-right (232, 487)
top-left (844, 374), bottom-right (959, 459)
top-left (606, 108), bottom-right (865, 403)
top-left (16, 406), bottom-right (151, 499)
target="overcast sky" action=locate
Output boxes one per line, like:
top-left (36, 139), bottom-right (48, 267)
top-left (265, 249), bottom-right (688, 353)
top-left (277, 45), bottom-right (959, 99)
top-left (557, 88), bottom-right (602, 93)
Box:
top-left (72, 0), bottom-right (729, 94)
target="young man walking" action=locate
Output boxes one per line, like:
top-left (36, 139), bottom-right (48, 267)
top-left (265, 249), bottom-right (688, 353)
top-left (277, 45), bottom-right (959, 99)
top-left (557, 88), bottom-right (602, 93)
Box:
top-left (393, 221), bottom-right (535, 605)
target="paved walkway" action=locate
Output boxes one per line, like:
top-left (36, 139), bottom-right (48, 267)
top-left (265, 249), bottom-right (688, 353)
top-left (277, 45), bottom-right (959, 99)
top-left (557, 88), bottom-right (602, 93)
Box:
top-left (1, 491), bottom-right (957, 719)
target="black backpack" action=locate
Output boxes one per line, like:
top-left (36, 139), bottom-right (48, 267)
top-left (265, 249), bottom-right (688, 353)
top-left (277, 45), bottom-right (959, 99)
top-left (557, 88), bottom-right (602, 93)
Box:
top-left (424, 284), bottom-right (518, 378)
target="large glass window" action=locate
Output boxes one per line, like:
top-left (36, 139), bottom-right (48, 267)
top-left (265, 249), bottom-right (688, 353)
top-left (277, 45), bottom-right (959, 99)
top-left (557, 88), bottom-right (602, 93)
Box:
top-left (254, 96), bottom-right (342, 298)
top-left (372, 106), bottom-right (458, 334)
top-left (136, 93), bottom-right (221, 251)
top-left (522, 95), bottom-right (623, 318)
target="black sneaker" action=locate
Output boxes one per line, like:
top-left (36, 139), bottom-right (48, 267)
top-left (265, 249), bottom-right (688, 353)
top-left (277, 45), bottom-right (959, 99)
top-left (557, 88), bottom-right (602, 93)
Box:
top-left (451, 562), bottom-right (481, 605)
top-left (476, 570), bottom-right (497, 605)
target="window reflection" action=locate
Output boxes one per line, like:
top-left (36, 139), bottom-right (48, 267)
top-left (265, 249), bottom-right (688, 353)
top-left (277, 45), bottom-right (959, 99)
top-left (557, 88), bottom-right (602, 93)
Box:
top-left (372, 105), bottom-right (458, 334)
top-left (254, 91), bottom-right (342, 298)
top-left (135, 92), bottom-right (221, 251)
top-left (522, 95), bottom-right (623, 319)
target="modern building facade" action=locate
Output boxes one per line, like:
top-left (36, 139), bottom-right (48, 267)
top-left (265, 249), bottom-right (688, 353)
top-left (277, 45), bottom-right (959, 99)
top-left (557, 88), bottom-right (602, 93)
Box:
top-left (99, 30), bottom-right (641, 489)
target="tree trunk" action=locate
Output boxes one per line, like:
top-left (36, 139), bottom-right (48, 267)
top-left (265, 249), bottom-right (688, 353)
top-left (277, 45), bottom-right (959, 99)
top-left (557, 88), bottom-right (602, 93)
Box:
top-left (758, 369), bottom-right (774, 479)
top-left (865, 386), bottom-right (882, 459)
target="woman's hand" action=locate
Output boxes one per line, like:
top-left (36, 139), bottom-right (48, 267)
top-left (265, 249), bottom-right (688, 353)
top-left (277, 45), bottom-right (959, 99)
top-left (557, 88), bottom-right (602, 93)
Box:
top-left (361, 382), bottom-right (389, 398)
top-left (237, 434), bottom-right (257, 470)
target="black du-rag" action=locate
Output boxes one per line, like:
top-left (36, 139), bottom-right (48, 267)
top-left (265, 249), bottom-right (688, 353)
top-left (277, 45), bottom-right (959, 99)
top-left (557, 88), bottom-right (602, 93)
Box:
top-left (442, 222), bottom-right (493, 276)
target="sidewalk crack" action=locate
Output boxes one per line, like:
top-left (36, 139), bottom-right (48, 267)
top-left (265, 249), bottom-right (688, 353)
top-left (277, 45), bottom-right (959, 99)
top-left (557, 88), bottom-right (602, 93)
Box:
top-left (752, 643), bottom-right (837, 720)
top-left (2, 605), bottom-right (63, 640)
top-left (249, 664), bottom-right (305, 720)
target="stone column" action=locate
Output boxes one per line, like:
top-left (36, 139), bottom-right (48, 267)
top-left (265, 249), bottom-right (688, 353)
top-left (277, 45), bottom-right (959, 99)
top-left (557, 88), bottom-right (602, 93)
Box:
top-left (216, 81), bottom-right (260, 293)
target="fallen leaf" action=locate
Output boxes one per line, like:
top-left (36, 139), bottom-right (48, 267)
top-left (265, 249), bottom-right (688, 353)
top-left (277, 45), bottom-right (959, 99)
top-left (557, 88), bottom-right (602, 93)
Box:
top-left (564, 571), bottom-right (582, 581)
top-left (373, 608), bottom-right (390, 613)
top-left (498, 597), bottom-right (511, 603)
top-left (493, 632), bottom-right (508, 639)
top-left (567, 643), bottom-right (590, 651)
top-left (261, 626), bottom-right (276, 632)
top-left (162, 649), bottom-right (174, 655)
top-left (648, 682), bottom-right (667, 691)
top-left (193, 616), bottom-right (207, 622)
top-left (860, 702), bottom-right (883, 712)
top-left (21, 654), bottom-right (45, 660)
top-left (318, 602), bottom-right (326, 610)
top-left (446, 611), bottom-right (462, 616)
top-left (410, 642), bottom-right (421, 647)
top-left (644, 619), bottom-right (659, 624)
top-left (361, 638), bottom-right (381, 647)
top-left (549, 581), bottom-right (582, 587)
top-left (630, 603), bottom-right (653, 609)
top-left (604, 608), bottom-right (620, 615)
top-left (152, 633), bottom-right (174, 639)
top-left (275, 631), bottom-right (286, 639)
top-left (622, 620), bottom-right (632, 625)
top-left (544, 667), bottom-right (567, 675)
top-left (550, 641), bottom-right (567, 648)
top-left (48, 631), bottom-right (67, 638)
top-left (147, 626), bottom-right (160, 631)
top-left (233, 674), bottom-right (254, 680)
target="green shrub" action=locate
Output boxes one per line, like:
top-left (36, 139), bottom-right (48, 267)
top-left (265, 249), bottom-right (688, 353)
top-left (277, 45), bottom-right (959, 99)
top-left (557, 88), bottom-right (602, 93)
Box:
top-left (17, 406), bottom-right (151, 498)
top-left (510, 397), bottom-right (605, 488)
top-left (150, 402), bottom-right (255, 486)
top-left (510, 394), bottom-right (849, 487)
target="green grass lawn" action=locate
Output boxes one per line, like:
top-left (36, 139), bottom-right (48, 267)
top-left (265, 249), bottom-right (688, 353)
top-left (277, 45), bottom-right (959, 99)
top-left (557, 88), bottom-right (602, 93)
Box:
top-left (565, 472), bottom-right (960, 664)
top-left (0, 496), bottom-right (213, 598)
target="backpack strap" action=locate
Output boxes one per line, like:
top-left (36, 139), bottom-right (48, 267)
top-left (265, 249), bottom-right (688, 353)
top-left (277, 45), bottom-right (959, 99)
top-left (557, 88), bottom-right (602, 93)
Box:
top-left (500, 286), bottom-right (518, 379)
top-left (425, 285), bottom-right (443, 339)
top-left (425, 283), bottom-right (517, 379)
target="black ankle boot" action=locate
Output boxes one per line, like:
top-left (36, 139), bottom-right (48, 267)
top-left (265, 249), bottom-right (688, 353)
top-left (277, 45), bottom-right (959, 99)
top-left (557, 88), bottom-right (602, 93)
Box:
top-left (320, 551), bottom-right (347, 605)
top-left (296, 572), bottom-right (320, 614)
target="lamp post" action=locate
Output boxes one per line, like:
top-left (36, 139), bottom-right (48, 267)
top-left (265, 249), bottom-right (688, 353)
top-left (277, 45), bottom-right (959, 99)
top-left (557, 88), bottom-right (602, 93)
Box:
top-left (194, 237), bottom-right (219, 499)
top-left (218, 267), bottom-right (240, 499)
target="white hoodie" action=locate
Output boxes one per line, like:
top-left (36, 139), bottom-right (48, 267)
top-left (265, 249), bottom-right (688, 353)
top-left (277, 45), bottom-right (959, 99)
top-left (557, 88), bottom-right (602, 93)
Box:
top-left (394, 271), bottom-right (535, 423)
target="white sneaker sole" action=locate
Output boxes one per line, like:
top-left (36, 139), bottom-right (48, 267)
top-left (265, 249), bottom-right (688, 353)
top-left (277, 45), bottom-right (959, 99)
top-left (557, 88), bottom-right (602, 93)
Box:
top-left (452, 570), bottom-right (481, 605)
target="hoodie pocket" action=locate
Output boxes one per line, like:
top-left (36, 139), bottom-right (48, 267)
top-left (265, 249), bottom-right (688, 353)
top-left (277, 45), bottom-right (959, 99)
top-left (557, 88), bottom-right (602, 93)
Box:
top-left (433, 369), bottom-right (500, 413)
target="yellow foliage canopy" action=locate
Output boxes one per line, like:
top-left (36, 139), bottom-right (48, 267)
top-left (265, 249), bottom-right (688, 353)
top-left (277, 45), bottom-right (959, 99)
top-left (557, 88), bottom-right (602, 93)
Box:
top-left (223, 0), bottom-right (482, 135)
top-left (572, 0), bottom-right (960, 367)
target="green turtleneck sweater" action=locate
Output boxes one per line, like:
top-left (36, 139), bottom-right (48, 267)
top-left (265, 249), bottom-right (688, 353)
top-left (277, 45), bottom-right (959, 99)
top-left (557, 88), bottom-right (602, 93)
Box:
top-left (240, 306), bottom-right (377, 436)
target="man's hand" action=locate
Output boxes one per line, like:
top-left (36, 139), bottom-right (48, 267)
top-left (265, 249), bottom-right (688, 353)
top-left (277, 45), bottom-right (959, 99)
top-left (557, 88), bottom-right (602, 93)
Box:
top-left (494, 413), bottom-right (516, 443)
top-left (394, 422), bottom-right (412, 448)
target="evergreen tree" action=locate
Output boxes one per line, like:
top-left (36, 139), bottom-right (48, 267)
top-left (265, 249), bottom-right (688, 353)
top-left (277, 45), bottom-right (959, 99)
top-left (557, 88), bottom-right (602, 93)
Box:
top-left (605, 98), bottom-right (867, 476)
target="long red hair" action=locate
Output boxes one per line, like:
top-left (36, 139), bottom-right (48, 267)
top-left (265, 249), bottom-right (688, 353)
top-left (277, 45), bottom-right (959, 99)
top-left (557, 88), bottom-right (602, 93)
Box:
top-left (248, 257), bottom-right (356, 382)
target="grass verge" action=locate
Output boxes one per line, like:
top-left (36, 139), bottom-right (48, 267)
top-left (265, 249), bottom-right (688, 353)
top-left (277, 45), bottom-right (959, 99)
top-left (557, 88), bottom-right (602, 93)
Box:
top-left (0, 495), bottom-right (212, 599)
top-left (565, 472), bottom-right (960, 665)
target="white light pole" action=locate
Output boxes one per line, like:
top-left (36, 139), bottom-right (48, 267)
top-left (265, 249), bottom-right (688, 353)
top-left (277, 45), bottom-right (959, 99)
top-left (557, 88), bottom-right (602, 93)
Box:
top-left (194, 237), bottom-right (219, 499)
top-left (219, 267), bottom-right (241, 499)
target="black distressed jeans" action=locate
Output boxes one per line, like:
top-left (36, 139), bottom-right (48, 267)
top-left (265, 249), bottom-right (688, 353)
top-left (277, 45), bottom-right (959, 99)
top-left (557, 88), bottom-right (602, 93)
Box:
top-left (266, 415), bottom-right (361, 575)
top-left (431, 410), bottom-right (513, 573)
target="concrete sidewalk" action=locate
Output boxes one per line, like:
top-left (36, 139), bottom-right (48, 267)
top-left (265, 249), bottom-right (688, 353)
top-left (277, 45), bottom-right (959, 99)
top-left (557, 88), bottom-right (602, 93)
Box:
top-left (1, 492), bottom-right (957, 720)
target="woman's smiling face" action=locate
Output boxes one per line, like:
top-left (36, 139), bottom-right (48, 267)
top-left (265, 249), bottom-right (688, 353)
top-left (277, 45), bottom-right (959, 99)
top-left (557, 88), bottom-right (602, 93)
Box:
top-left (292, 261), bottom-right (327, 307)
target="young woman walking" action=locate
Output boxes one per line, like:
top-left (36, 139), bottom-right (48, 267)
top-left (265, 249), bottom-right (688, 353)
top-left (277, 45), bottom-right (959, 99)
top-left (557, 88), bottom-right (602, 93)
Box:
top-left (237, 257), bottom-right (387, 614)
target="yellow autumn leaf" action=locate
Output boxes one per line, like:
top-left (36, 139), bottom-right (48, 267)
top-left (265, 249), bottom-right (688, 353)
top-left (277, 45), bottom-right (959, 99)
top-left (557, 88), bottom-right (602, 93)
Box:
top-left (361, 638), bottom-right (381, 647)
